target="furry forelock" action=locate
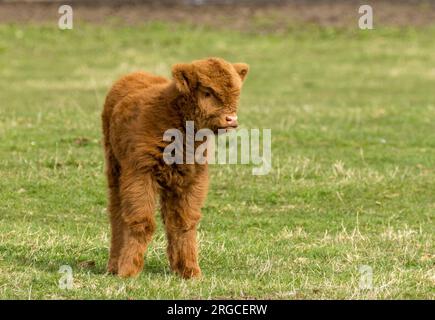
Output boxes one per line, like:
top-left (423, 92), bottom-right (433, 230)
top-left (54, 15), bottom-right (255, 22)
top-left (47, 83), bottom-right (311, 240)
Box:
top-left (192, 58), bottom-right (242, 100)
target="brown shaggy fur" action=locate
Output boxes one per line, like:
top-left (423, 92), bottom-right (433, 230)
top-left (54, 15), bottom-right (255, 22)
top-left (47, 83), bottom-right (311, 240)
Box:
top-left (102, 57), bottom-right (249, 278)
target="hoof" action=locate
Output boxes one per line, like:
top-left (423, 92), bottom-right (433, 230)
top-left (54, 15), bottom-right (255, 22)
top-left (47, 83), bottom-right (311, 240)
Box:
top-left (177, 266), bottom-right (202, 279)
top-left (117, 253), bottom-right (144, 278)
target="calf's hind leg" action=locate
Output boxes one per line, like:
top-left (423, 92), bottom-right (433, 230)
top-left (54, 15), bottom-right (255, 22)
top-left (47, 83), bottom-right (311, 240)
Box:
top-left (117, 169), bottom-right (157, 278)
top-left (104, 147), bottom-right (125, 274)
top-left (107, 186), bottom-right (126, 274)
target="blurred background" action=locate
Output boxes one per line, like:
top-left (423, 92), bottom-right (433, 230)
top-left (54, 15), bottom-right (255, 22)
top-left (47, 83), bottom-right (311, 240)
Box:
top-left (2, 0), bottom-right (435, 27)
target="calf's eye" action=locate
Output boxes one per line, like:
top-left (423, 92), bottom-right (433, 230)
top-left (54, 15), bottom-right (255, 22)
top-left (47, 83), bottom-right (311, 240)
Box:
top-left (204, 92), bottom-right (211, 98)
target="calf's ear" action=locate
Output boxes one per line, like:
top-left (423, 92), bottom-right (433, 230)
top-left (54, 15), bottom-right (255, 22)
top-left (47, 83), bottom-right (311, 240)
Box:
top-left (233, 63), bottom-right (249, 81)
top-left (172, 63), bottom-right (197, 94)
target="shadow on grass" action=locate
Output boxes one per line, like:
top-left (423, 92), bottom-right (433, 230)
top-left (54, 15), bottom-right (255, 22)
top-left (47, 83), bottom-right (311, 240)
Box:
top-left (0, 243), bottom-right (169, 277)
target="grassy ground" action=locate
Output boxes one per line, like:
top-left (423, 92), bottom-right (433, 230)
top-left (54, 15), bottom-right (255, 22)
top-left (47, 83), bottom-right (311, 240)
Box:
top-left (0, 22), bottom-right (434, 299)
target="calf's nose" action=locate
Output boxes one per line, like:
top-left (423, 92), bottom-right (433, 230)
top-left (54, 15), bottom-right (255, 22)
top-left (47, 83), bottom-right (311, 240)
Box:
top-left (226, 115), bottom-right (238, 126)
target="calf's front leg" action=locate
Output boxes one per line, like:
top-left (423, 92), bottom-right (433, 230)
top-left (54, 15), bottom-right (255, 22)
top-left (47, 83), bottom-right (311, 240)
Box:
top-left (161, 184), bottom-right (207, 279)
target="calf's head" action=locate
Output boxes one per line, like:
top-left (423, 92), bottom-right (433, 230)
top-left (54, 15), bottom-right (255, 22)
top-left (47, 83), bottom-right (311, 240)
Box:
top-left (172, 57), bottom-right (249, 133)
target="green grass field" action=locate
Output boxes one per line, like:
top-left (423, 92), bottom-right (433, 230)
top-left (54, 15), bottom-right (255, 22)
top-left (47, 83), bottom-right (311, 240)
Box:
top-left (0, 22), bottom-right (434, 299)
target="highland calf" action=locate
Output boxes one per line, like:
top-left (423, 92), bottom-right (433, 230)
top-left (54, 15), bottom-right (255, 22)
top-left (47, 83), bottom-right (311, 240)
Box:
top-left (102, 57), bottom-right (249, 278)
